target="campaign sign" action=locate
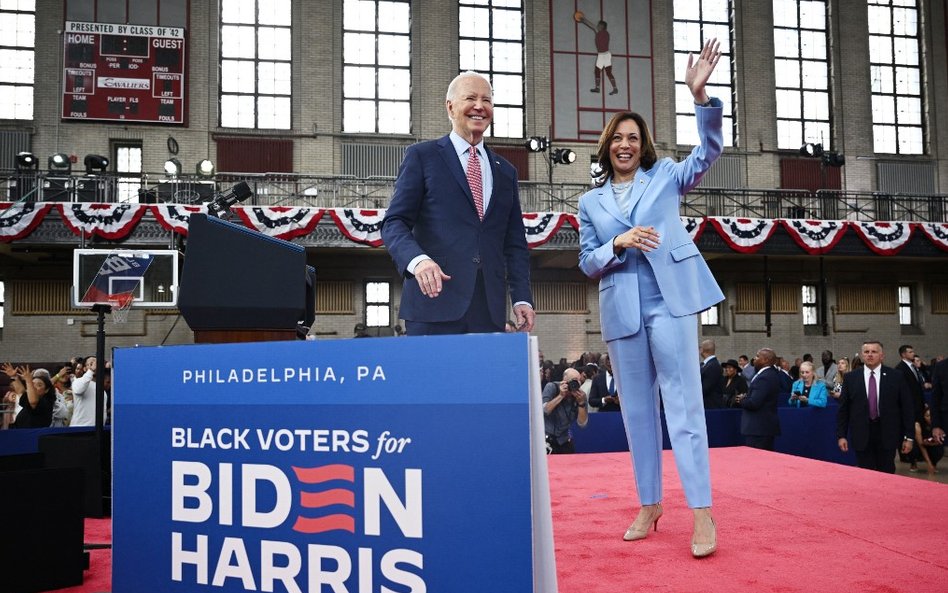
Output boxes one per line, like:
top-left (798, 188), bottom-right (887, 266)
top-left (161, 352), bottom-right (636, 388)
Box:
top-left (113, 333), bottom-right (543, 593)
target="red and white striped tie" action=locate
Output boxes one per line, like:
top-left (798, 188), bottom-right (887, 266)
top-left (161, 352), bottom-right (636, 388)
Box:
top-left (467, 145), bottom-right (484, 220)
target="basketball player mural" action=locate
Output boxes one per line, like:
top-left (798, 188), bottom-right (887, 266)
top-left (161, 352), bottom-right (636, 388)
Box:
top-left (576, 11), bottom-right (619, 95)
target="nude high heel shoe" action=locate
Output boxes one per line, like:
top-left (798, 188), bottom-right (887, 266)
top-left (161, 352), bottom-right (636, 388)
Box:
top-left (691, 515), bottom-right (716, 558)
top-left (623, 503), bottom-right (663, 541)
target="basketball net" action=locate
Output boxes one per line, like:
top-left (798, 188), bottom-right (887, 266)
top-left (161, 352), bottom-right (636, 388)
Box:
top-left (108, 293), bottom-right (135, 324)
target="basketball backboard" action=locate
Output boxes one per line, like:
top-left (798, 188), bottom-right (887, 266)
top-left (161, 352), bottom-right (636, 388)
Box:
top-left (73, 249), bottom-right (180, 308)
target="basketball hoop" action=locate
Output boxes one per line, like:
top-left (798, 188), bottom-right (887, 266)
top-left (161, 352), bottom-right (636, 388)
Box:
top-left (108, 293), bottom-right (134, 324)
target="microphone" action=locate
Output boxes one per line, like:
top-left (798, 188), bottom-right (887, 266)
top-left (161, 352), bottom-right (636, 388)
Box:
top-left (208, 181), bottom-right (253, 216)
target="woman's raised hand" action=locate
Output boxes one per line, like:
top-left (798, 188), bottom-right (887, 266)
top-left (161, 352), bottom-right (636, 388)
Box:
top-left (685, 38), bottom-right (722, 103)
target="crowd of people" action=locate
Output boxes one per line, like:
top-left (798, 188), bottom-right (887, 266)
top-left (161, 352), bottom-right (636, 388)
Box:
top-left (539, 342), bottom-right (947, 476)
top-left (1, 356), bottom-right (111, 430)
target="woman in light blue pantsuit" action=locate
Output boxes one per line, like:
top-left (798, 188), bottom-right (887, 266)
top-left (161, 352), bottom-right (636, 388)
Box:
top-left (578, 39), bottom-right (724, 558)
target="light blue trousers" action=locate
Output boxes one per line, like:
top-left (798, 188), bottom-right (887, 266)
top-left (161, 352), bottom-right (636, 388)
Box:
top-left (606, 255), bottom-right (712, 509)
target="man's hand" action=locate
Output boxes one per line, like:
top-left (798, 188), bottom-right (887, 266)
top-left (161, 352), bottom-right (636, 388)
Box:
top-left (413, 259), bottom-right (451, 298)
top-left (838, 437), bottom-right (849, 452)
top-left (513, 303), bottom-right (535, 332)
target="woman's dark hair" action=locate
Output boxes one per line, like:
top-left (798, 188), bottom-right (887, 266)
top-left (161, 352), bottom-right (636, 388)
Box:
top-left (32, 374), bottom-right (53, 395)
top-left (594, 111), bottom-right (658, 187)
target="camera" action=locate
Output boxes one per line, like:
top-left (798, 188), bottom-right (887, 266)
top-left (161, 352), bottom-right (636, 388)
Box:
top-left (567, 379), bottom-right (581, 392)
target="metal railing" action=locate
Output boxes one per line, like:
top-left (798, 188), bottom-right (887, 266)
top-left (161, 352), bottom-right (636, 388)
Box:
top-left (2, 171), bottom-right (946, 222)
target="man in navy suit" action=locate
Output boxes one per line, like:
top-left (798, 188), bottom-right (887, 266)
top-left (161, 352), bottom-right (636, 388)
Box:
top-left (896, 344), bottom-right (925, 423)
top-left (736, 348), bottom-right (782, 451)
top-left (381, 72), bottom-right (535, 335)
top-left (699, 339), bottom-right (724, 409)
top-left (837, 341), bottom-right (915, 473)
top-left (588, 354), bottom-right (621, 412)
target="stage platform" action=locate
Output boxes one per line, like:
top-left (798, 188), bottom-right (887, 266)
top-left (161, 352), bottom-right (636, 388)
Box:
top-left (549, 447), bottom-right (948, 593)
top-left (59, 447), bottom-right (947, 593)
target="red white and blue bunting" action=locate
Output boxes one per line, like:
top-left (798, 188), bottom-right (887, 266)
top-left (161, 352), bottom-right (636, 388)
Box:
top-left (1, 203), bottom-right (946, 256)
top-left (522, 212), bottom-right (571, 247)
top-left (780, 219), bottom-right (849, 255)
top-left (58, 203), bottom-right (147, 239)
top-left (0, 202), bottom-right (54, 243)
top-left (680, 216), bottom-right (706, 242)
top-left (708, 217), bottom-right (779, 253)
top-left (850, 221), bottom-right (913, 255)
top-left (151, 204), bottom-right (208, 236)
top-left (233, 206), bottom-right (325, 241)
top-left (918, 223), bottom-right (948, 251)
top-left (327, 208), bottom-right (385, 247)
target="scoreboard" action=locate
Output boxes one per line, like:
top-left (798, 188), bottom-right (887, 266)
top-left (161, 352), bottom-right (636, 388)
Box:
top-left (61, 21), bottom-right (186, 124)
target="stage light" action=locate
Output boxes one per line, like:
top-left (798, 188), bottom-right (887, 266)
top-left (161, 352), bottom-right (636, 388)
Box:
top-left (48, 152), bottom-right (72, 173)
top-left (551, 148), bottom-right (577, 165)
top-left (15, 152), bottom-right (37, 171)
top-left (84, 154), bottom-right (110, 174)
top-left (590, 155), bottom-right (604, 181)
top-left (800, 143), bottom-right (823, 158)
top-left (164, 158), bottom-right (182, 177)
top-left (525, 136), bottom-right (548, 152)
top-left (822, 152), bottom-right (845, 168)
top-left (196, 159), bottom-right (215, 177)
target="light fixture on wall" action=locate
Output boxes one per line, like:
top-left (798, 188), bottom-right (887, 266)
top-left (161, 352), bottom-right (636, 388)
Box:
top-left (551, 148), bottom-right (577, 165)
top-left (800, 142), bottom-right (844, 168)
top-left (589, 154), bottom-right (604, 183)
top-left (15, 152), bottom-right (37, 171)
top-left (525, 136), bottom-right (548, 152)
top-left (524, 135), bottom-right (576, 184)
top-left (800, 142), bottom-right (824, 158)
top-left (164, 158), bottom-right (182, 177)
top-left (84, 154), bottom-right (110, 174)
top-left (196, 159), bottom-right (215, 177)
top-left (48, 153), bottom-right (71, 174)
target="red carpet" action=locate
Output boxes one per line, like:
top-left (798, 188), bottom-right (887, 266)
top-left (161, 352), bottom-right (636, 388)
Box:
top-left (54, 447), bottom-right (948, 593)
top-left (549, 447), bottom-right (948, 593)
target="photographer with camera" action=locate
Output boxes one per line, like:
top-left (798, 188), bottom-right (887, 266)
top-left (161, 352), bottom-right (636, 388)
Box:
top-left (542, 368), bottom-right (589, 454)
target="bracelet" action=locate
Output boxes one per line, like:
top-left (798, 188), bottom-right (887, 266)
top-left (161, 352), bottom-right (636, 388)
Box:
top-left (695, 99), bottom-right (712, 107)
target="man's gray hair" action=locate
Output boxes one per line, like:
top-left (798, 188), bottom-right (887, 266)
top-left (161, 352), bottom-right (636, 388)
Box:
top-left (445, 71), bottom-right (492, 102)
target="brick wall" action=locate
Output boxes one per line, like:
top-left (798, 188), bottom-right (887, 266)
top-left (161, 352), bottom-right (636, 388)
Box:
top-left (3, 0), bottom-right (947, 363)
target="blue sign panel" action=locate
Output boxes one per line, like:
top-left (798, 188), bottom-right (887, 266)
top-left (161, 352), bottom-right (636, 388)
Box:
top-left (113, 333), bottom-right (536, 593)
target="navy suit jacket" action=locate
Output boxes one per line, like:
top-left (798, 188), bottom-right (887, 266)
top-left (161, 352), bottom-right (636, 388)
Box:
top-left (588, 371), bottom-right (620, 411)
top-left (931, 358), bottom-right (948, 431)
top-left (701, 356), bottom-right (724, 409)
top-left (896, 359), bottom-right (925, 421)
top-left (740, 366), bottom-right (782, 437)
top-left (836, 365), bottom-right (914, 451)
top-left (381, 136), bottom-right (532, 327)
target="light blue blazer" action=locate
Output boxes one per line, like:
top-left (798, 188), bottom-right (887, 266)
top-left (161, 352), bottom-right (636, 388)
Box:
top-left (789, 379), bottom-right (829, 408)
top-left (578, 99), bottom-right (726, 342)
